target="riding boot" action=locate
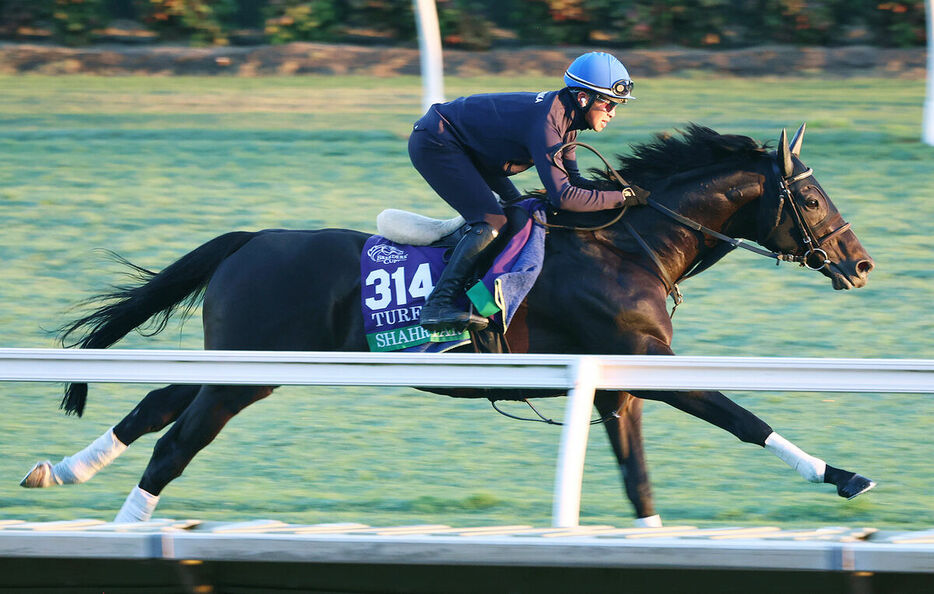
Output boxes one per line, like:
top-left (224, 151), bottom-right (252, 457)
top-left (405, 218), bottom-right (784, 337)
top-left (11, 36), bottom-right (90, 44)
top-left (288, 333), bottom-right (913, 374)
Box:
top-left (420, 222), bottom-right (499, 333)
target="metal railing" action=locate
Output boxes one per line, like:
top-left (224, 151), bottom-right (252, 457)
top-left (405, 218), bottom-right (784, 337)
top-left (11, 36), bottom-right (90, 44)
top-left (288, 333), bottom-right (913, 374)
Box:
top-left (2, 348), bottom-right (932, 527)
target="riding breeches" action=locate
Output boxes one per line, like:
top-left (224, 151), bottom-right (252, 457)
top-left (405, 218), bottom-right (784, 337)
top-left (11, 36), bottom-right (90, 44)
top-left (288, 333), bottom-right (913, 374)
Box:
top-left (408, 109), bottom-right (507, 229)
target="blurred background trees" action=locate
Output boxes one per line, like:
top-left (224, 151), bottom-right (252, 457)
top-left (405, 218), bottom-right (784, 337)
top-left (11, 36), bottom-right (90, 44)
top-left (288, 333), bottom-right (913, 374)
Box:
top-left (0, 0), bottom-right (926, 49)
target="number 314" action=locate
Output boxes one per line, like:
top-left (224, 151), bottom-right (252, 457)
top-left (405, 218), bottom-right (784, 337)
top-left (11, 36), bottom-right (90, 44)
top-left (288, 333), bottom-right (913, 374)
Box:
top-left (365, 263), bottom-right (434, 310)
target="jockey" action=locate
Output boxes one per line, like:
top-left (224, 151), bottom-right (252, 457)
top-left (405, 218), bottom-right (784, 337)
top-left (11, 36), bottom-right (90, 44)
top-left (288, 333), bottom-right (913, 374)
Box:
top-left (410, 51), bottom-right (648, 333)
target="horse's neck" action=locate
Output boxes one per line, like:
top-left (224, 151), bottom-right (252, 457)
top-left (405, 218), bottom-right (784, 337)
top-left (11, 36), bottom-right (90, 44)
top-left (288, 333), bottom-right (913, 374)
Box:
top-left (616, 168), bottom-right (766, 281)
top-left (717, 170), bottom-right (769, 242)
top-left (700, 170), bottom-right (767, 236)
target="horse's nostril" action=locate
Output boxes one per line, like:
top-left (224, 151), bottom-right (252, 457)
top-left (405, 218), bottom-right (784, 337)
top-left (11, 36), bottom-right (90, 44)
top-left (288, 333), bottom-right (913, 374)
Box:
top-left (857, 259), bottom-right (874, 275)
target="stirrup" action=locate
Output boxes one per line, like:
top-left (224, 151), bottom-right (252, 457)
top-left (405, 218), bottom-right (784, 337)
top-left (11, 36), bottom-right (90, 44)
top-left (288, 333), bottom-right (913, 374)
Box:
top-left (420, 304), bottom-right (489, 333)
top-left (464, 311), bottom-right (490, 332)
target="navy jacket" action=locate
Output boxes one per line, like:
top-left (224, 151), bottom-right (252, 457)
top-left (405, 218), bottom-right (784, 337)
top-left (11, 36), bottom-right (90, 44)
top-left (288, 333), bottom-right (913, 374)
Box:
top-left (429, 88), bottom-right (626, 211)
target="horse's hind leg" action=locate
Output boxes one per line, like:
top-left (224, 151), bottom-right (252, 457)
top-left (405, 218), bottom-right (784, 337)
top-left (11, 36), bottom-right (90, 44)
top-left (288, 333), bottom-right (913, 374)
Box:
top-left (20, 384), bottom-right (199, 489)
top-left (635, 341), bottom-right (875, 499)
top-left (113, 384), bottom-right (202, 445)
top-left (595, 391), bottom-right (660, 526)
top-left (115, 384), bottom-right (273, 522)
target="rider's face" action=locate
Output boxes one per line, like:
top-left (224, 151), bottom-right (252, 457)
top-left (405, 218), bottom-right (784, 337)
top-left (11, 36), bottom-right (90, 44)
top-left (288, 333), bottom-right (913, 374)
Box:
top-left (579, 92), bottom-right (619, 132)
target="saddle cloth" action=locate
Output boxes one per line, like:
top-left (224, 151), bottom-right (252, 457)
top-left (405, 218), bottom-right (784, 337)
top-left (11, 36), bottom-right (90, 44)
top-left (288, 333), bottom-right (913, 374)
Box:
top-left (360, 199), bottom-right (546, 353)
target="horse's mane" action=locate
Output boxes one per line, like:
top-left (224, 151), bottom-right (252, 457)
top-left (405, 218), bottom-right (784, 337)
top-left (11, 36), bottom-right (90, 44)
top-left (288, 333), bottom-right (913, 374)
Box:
top-left (518, 124), bottom-right (769, 205)
top-left (609, 123), bottom-right (768, 188)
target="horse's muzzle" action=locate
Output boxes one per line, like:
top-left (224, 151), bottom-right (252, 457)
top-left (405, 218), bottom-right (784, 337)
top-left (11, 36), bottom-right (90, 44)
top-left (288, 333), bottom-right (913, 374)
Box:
top-left (828, 257), bottom-right (873, 290)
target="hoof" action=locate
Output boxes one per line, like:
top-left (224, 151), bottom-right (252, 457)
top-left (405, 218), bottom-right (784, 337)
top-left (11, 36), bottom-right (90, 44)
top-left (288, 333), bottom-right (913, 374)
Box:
top-left (20, 461), bottom-right (55, 488)
top-left (837, 474), bottom-right (876, 500)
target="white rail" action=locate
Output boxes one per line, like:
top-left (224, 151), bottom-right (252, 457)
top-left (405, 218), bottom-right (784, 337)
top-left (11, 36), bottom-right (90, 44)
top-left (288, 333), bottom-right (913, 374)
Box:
top-left (2, 348), bottom-right (932, 527)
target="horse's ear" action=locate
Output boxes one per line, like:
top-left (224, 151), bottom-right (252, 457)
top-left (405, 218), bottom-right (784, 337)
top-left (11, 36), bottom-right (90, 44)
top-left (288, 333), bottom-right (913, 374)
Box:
top-left (778, 128), bottom-right (794, 177)
top-left (789, 123), bottom-right (806, 157)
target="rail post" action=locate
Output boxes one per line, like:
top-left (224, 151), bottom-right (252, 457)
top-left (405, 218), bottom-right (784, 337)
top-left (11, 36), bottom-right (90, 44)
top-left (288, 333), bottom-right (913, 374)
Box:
top-left (924, 0), bottom-right (934, 145)
top-left (412, 0), bottom-right (444, 112)
top-left (551, 356), bottom-right (601, 527)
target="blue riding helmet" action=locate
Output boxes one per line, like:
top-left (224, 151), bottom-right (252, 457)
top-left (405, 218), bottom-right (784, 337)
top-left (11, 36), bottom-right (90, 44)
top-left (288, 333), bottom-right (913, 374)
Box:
top-left (564, 52), bottom-right (634, 102)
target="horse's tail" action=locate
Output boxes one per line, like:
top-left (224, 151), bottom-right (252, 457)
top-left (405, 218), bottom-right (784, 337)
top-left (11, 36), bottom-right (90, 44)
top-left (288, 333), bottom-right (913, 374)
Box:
top-left (59, 231), bottom-right (256, 416)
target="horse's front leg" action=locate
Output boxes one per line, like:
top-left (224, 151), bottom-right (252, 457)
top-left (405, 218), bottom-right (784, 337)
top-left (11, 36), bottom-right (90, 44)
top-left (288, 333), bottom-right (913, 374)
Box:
top-left (594, 390), bottom-right (660, 526)
top-left (635, 340), bottom-right (875, 499)
top-left (115, 384), bottom-right (274, 522)
top-left (21, 384), bottom-right (200, 489)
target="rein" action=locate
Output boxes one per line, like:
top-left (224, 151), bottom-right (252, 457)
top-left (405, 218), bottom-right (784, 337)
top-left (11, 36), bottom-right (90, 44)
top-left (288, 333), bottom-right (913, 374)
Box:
top-left (532, 206), bottom-right (626, 232)
top-left (624, 193), bottom-right (807, 315)
top-left (531, 141), bottom-right (633, 232)
top-left (537, 142), bottom-right (851, 316)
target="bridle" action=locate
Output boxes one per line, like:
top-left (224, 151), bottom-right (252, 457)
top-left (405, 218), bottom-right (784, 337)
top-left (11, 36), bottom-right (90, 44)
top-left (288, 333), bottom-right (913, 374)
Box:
top-left (537, 142), bottom-right (852, 315)
top-left (769, 160), bottom-right (851, 272)
top-left (637, 157), bottom-right (851, 314)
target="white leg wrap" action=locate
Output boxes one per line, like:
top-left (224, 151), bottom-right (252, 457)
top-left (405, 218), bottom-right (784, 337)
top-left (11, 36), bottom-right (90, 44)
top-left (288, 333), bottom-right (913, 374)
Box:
top-left (765, 432), bottom-right (826, 483)
top-left (52, 427), bottom-right (127, 485)
top-left (114, 485), bottom-right (160, 523)
top-left (634, 514), bottom-right (663, 528)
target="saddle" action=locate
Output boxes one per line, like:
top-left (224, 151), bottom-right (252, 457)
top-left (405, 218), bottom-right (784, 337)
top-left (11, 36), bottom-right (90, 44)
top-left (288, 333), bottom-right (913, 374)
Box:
top-left (376, 209), bottom-right (465, 246)
top-left (377, 201), bottom-right (536, 251)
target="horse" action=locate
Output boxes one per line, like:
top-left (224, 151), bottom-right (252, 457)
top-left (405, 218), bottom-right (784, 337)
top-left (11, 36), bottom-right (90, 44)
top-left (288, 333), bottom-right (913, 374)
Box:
top-left (21, 124), bottom-right (876, 526)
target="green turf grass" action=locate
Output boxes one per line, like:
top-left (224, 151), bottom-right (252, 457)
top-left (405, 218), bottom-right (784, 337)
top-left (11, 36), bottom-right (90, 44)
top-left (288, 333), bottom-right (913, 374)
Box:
top-left (0, 74), bottom-right (931, 530)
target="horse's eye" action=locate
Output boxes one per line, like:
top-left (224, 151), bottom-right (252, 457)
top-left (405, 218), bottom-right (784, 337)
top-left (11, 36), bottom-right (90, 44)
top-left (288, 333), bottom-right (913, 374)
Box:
top-left (804, 197), bottom-right (820, 209)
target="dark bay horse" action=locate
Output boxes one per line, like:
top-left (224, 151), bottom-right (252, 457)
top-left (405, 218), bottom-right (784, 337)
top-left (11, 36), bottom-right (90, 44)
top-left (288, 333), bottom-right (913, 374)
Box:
top-left (22, 124), bottom-right (875, 525)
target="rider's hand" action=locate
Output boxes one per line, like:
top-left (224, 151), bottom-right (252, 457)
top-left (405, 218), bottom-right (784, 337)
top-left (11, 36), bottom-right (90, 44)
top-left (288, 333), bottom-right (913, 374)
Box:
top-left (623, 184), bottom-right (651, 206)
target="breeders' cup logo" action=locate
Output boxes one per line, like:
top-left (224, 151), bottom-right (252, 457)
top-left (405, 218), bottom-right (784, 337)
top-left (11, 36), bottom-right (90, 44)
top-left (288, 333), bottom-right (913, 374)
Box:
top-left (367, 243), bottom-right (408, 264)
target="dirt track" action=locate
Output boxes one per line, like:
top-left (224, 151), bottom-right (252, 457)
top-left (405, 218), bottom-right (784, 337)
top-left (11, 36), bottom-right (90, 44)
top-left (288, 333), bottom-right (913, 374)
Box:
top-left (0, 42), bottom-right (925, 77)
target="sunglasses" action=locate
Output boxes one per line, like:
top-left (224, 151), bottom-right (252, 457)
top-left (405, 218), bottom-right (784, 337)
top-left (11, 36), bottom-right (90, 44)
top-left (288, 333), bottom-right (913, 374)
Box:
top-left (594, 95), bottom-right (626, 111)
